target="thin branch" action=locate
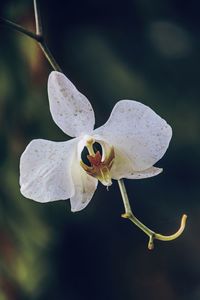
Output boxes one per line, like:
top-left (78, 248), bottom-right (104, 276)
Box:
top-left (118, 179), bottom-right (187, 250)
top-left (32, 0), bottom-right (62, 71)
top-left (0, 12), bottom-right (62, 72)
top-left (39, 42), bottom-right (62, 72)
top-left (0, 18), bottom-right (42, 42)
top-left (33, 0), bottom-right (43, 35)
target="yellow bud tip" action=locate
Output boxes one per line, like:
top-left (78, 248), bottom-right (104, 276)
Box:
top-left (148, 242), bottom-right (154, 251)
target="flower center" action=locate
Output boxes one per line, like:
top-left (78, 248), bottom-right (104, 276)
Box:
top-left (80, 138), bottom-right (115, 186)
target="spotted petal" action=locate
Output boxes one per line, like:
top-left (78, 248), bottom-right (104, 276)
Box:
top-left (20, 138), bottom-right (77, 202)
top-left (95, 100), bottom-right (172, 171)
top-left (48, 71), bottom-right (95, 137)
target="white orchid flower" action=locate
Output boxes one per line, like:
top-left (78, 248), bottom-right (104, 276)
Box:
top-left (20, 71), bottom-right (172, 212)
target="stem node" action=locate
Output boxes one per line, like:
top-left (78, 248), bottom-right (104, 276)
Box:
top-left (121, 213), bottom-right (131, 219)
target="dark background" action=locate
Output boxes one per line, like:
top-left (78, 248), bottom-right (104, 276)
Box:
top-left (0, 0), bottom-right (200, 299)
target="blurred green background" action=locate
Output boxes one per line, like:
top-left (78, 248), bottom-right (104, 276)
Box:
top-left (0, 0), bottom-right (200, 299)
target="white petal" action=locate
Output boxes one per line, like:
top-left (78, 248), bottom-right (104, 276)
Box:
top-left (20, 138), bottom-right (78, 202)
top-left (70, 148), bottom-right (98, 212)
top-left (95, 100), bottom-right (172, 171)
top-left (110, 148), bottom-right (162, 179)
top-left (48, 71), bottom-right (95, 137)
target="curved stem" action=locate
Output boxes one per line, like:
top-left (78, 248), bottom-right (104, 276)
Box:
top-left (118, 179), bottom-right (187, 250)
top-left (155, 214), bottom-right (187, 242)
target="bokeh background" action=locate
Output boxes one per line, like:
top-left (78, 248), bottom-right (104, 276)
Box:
top-left (0, 0), bottom-right (200, 299)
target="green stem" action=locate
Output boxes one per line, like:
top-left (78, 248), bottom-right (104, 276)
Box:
top-left (118, 179), bottom-right (187, 250)
top-left (118, 178), bottom-right (132, 214)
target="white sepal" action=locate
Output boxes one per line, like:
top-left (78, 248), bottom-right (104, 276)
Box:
top-left (48, 71), bottom-right (95, 137)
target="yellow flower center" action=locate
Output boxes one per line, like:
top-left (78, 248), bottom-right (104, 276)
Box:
top-left (80, 138), bottom-right (115, 186)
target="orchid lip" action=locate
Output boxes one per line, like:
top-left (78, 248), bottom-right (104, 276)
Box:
top-left (80, 139), bottom-right (115, 186)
